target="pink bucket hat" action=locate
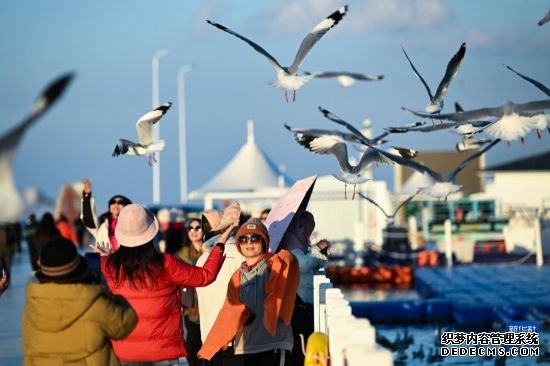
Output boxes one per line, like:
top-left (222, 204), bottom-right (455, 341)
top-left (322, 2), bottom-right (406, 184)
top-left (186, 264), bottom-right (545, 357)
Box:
top-left (115, 204), bottom-right (159, 247)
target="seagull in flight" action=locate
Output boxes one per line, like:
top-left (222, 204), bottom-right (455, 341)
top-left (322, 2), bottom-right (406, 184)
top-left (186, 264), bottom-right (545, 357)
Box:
top-left (0, 72), bottom-right (74, 223)
top-left (401, 42), bottom-right (466, 120)
top-left (504, 64), bottom-right (550, 138)
top-left (363, 139), bottom-right (501, 201)
top-left (394, 102), bottom-right (493, 151)
top-left (358, 191), bottom-right (419, 225)
top-left (112, 102), bottom-right (172, 165)
top-left (538, 8), bottom-right (550, 26)
top-left (206, 6), bottom-right (348, 103)
top-left (304, 70), bottom-right (384, 87)
top-left (285, 124), bottom-right (417, 199)
top-left (402, 100), bottom-right (550, 144)
top-left (317, 106), bottom-right (392, 146)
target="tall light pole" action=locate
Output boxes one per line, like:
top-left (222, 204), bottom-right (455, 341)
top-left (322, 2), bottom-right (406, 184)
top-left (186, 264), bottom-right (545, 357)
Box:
top-left (177, 64), bottom-right (192, 204)
top-left (151, 49), bottom-right (168, 205)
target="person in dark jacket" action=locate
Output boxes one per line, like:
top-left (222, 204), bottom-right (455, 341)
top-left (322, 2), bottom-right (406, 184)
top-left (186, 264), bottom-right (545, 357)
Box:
top-left (94, 203), bottom-right (235, 365)
top-left (22, 237), bottom-right (137, 365)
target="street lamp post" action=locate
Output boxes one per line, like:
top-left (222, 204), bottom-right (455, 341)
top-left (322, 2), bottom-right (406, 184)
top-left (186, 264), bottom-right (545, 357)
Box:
top-left (151, 49), bottom-right (168, 205)
top-left (177, 64), bottom-right (192, 204)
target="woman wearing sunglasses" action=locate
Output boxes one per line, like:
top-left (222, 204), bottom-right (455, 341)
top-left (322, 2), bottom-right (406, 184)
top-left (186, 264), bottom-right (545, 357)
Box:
top-left (80, 178), bottom-right (132, 252)
top-left (198, 218), bottom-right (300, 366)
top-left (175, 217), bottom-right (206, 366)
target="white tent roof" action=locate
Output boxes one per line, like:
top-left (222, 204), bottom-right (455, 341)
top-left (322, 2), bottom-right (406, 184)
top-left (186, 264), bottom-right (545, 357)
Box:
top-left (189, 121), bottom-right (292, 199)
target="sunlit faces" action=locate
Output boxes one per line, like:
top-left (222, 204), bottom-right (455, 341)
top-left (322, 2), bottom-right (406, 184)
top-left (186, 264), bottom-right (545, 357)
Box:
top-left (109, 198), bottom-right (127, 218)
top-left (238, 234), bottom-right (265, 258)
top-left (187, 219), bottom-right (203, 242)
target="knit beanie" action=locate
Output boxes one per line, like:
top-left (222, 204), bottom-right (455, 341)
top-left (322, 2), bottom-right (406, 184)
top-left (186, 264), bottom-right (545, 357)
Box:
top-left (235, 218), bottom-right (270, 253)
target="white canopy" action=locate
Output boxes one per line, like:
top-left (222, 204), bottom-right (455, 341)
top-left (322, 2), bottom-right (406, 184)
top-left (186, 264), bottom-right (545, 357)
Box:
top-left (188, 120), bottom-right (292, 200)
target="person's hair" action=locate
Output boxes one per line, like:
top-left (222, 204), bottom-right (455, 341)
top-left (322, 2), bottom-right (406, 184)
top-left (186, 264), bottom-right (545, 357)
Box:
top-left (105, 241), bottom-right (163, 290)
top-left (35, 212), bottom-right (60, 245)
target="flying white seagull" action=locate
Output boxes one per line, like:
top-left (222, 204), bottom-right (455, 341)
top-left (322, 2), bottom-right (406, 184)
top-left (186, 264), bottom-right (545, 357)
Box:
top-left (393, 102), bottom-right (493, 151)
top-left (402, 100), bottom-right (550, 144)
top-left (364, 139), bottom-right (501, 201)
top-left (538, 8), bottom-right (550, 26)
top-left (285, 124), bottom-right (417, 199)
top-left (504, 64), bottom-right (550, 138)
top-left (304, 70), bottom-right (384, 87)
top-left (206, 5), bottom-right (348, 102)
top-left (0, 72), bottom-right (74, 223)
top-left (402, 42), bottom-right (466, 119)
top-left (112, 102), bottom-right (172, 165)
top-left (358, 191), bottom-right (419, 225)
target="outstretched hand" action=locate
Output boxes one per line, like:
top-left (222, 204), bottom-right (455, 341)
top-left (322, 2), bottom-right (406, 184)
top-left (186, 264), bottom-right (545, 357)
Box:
top-left (82, 178), bottom-right (92, 194)
top-left (89, 241), bottom-right (112, 256)
top-left (218, 219), bottom-right (240, 244)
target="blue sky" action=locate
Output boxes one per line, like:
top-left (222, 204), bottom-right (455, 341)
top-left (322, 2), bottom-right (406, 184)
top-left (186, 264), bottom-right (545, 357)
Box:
top-left (1, 0), bottom-right (549, 212)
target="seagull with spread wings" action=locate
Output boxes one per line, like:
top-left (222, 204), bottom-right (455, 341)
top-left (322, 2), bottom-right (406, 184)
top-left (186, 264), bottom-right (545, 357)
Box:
top-left (112, 102), bottom-right (172, 166)
top-left (391, 102), bottom-right (493, 151)
top-left (206, 6), bottom-right (348, 102)
top-left (358, 191), bottom-right (419, 225)
top-left (402, 100), bottom-right (550, 144)
top-left (285, 124), bottom-right (417, 200)
top-left (304, 70), bottom-right (384, 87)
top-left (0, 72), bottom-right (74, 223)
top-left (401, 42), bottom-right (466, 121)
top-left (504, 65), bottom-right (550, 138)
top-left (363, 139), bottom-right (501, 201)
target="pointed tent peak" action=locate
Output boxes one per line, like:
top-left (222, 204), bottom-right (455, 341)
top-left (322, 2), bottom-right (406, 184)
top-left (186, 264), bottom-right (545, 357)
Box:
top-left (247, 119), bottom-right (255, 144)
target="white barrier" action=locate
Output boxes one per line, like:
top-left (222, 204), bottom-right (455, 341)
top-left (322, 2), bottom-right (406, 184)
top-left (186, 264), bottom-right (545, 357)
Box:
top-left (313, 273), bottom-right (393, 366)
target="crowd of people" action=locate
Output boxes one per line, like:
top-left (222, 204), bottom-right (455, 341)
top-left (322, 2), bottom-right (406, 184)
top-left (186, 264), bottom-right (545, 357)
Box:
top-left (0, 179), bottom-right (332, 366)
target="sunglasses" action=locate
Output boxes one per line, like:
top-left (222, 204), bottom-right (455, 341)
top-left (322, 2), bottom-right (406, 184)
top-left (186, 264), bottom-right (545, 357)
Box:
top-left (238, 235), bottom-right (262, 245)
top-left (188, 226), bottom-right (202, 232)
top-left (109, 199), bottom-right (126, 205)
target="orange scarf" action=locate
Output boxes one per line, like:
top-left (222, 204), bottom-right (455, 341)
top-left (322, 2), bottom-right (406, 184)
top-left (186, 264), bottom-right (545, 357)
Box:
top-left (197, 250), bottom-right (299, 360)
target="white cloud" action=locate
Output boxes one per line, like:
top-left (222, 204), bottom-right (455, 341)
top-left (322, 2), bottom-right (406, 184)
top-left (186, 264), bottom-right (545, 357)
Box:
top-left (466, 30), bottom-right (497, 48)
top-left (263, 0), bottom-right (453, 35)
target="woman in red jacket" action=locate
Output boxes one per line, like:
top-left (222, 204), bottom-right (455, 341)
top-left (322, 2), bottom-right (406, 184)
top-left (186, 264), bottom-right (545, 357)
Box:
top-left (95, 203), bottom-right (235, 365)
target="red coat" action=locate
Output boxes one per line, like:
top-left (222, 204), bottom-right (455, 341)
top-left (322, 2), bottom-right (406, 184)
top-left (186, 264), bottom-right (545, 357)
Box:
top-left (101, 247), bottom-right (224, 362)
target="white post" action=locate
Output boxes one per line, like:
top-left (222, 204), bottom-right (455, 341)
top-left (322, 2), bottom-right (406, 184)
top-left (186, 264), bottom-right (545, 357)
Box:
top-left (408, 215), bottom-right (418, 250)
top-left (151, 49), bottom-right (168, 204)
top-left (444, 218), bottom-right (453, 268)
top-left (534, 217), bottom-right (543, 267)
top-left (177, 64), bottom-right (192, 204)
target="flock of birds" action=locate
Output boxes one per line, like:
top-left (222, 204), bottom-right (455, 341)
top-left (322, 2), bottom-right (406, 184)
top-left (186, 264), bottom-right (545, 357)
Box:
top-left (2, 5), bottom-right (550, 224)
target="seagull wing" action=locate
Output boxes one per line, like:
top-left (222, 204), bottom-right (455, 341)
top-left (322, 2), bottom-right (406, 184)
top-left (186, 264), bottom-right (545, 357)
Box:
top-left (383, 121), bottom-right (427, 133)
top-left (401, 46), bottom-right (434, 101)
top-left (135, 102), bottom-right (172, 145)
top-left (538, 8), bottom-right (550, 26)
top-left (514, 99), bottom-right (550, 114)
top-left (284, 124), bottom-right (364, 145)
top-left (454, 102), bottom-right (464, 112)
top-left (288, 6), bottom-right (348, 75)
top-left (206, 20), bottom-right (284, 72)
top-left (372, 146), bottom-right (441, 181)
top-left (390, 191), bottom-right (419, 217)
top-left (318, 106), bottom-right (373, 145)
top-left (307, 71), bottom-right (384, 81)
top-left (0, 72), bottom-right (74, 155)
top-left (432, 42), bottom-right (467, 106)
top-left (449, 139), bottom-right (500, 180)
top-left (357, 193), bottom-right (391, 218)
top-left (402, 105), bottom-right (504, 122)
top-left (505, 65), bottom-right (550, 97)
top-left (112, 139), bottom-right (137, 157)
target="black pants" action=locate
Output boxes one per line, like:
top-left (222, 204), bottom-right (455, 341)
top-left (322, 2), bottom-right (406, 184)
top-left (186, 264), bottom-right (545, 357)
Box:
top-left (184, 316), bottom-right (205, 366)
top-left (218, 349), bottom-right (290, 366)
